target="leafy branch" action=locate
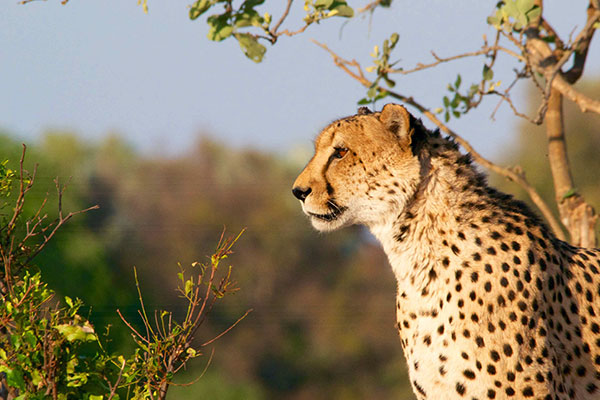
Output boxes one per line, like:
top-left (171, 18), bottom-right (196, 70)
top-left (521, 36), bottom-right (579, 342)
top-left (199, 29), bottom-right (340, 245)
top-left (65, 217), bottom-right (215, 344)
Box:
top-left (188, 0), bottom-right (354, 62)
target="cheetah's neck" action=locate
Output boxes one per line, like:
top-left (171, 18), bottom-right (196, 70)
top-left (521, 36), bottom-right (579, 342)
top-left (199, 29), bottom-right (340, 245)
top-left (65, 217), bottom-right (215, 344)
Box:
top-left (369, 146), bottom-right (544, 304)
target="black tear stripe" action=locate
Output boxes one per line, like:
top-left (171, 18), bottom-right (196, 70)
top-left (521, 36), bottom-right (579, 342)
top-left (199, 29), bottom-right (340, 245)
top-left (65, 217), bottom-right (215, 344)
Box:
top-left (322, 150), bottom-right (337, 198)
top-left (326, 182), bottom-right (334, 196)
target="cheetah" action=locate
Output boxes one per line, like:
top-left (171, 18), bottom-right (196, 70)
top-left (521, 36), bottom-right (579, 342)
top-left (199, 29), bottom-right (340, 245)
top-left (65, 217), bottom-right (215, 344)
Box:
top-left (292, 103), bottom-right (600, 399)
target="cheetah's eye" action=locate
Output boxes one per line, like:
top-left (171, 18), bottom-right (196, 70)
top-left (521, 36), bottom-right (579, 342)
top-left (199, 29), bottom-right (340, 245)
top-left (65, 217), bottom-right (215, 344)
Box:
top-left (333, 147), bottom-right (349, 159)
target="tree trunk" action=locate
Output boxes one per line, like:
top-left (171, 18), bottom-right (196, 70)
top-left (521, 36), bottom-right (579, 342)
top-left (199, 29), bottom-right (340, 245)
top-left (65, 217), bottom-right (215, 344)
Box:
top-left (545, 88), bottom-right (598, 248)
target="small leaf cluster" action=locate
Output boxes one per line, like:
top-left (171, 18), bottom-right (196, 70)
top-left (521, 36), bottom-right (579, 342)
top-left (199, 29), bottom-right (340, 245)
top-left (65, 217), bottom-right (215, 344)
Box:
top-left (189, 0), bottom-right (268, 62)
top-left (487, 0), bottom-right (541, 31)
top-left (0, 160), bottom-right (16, 198)
top-left (359, 32), bottom-right (399, 105)
top-left (303, 0), bottom-right (354, 23)
top-left (435, 66), bottom-right (501, 122)
top-left (187, 0), bottom-right (353, 63)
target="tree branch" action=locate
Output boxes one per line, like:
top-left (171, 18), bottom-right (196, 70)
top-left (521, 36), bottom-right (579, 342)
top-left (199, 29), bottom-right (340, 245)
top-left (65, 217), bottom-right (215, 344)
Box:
top-left (563, 1), bottom-right (599, 83)
top-left (270, 0), bottom-right (294, 39)
top-left (524, 6), bottom-right (600, 114)
top-left (388, 44), bottom-right (524, 76)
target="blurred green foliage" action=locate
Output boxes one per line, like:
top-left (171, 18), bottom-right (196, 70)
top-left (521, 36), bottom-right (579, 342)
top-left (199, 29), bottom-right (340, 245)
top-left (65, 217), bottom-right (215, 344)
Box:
top-left (0, 131), bottom-right (414, 398)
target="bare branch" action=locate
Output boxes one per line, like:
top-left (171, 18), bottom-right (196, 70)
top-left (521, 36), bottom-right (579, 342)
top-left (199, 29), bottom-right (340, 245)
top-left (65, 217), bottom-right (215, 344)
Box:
top-left (275, 23), bottom-right (312, 39)
top-left (200, 309), bottom-right (252, 348)
top-left (526, 36), bottom-right (600, 114)
top-left (271, 0), bottom-right (293, 36)
top-left (117, 308), bottom-right (151, 345)
top-left (388, 43), bottom-right (523, 75)
top-left (563, 2), bottom-right (600, 83)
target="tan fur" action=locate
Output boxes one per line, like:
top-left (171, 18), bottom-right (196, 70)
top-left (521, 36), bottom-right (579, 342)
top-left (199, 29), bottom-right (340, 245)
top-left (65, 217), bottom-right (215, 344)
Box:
top-left (293, 104), bottom-right (600, 399)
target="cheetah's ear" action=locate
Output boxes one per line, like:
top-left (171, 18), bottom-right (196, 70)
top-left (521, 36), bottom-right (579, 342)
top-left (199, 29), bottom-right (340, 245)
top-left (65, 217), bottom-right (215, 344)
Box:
top-left (379, 103), bottom-right (413, 147)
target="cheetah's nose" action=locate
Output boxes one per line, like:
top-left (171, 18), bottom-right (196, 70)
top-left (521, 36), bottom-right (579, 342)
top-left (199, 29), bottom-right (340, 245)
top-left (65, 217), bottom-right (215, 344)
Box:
top-left (292, 186), bottom-right (312, 202)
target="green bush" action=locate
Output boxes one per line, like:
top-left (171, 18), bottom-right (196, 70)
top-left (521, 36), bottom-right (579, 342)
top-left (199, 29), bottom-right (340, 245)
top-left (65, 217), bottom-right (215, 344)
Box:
top-left (0, 148), bottom-right (248, 399)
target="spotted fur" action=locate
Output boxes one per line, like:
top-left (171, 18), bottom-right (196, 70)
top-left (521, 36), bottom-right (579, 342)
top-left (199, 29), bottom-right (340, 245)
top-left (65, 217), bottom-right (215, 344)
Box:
top-left (292, 104), bottom-right (600, 399)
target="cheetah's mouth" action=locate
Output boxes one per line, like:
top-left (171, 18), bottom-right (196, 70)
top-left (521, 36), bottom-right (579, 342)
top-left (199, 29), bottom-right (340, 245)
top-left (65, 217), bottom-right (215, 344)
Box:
top-left (307, 201), bottom-right (347, 222)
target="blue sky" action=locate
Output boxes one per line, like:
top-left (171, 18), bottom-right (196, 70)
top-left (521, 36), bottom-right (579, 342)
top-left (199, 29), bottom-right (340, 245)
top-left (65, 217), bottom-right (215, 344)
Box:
top-left (2, 0), bottom-right (598, 160)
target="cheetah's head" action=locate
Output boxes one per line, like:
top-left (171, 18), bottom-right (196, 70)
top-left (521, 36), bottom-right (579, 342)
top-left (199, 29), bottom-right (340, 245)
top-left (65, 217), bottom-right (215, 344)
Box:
top-left (292, 103), bottom-right (424, 232)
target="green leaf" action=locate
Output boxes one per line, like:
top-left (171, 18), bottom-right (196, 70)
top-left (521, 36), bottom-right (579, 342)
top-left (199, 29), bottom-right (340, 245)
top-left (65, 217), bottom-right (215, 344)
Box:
top-left (515, 13), bottom-right (527, 30)
top-left (367, 86), bottom-right (377, 98)
top-left (207, 15), bottom-right (234, 42)
top-left (503, 1), bottom-right (519, 19)
top-left (243, 0), bottom-right (265, 8)
top-left (487, 15), bottom-right (500, 28)
top-left (390, 32), bottom-right (399, 46)
top-left (383, 75), bottom-right (395, 88)
top-left (357, 98), bottom-right (371, 105)
top-left (89, 395), bottom-right (104, 400)
top-left (235, 33), bottom-right (266, 63)
top-left (526, 5), bottom-right (541, 21)
top-left (483, 65), bottom-right (494, 81)
top-left (190, 0), bottom-right (212, 20)
top-left (185, 279), bottom-right (194, 296)
top-left (562, 188), bottom-right (577, 199)
top-left (516, 0), bottom-right (534, 14)
top-left (314, 0), bottom-right (334, 8)
top-left (65, 296), bottom-right (73, 308)
top-left (443, 96), bottom-right (450, 107)
top-left (234, 10), bottom-right (264, 28)
top-left (55, 324), bottom-right (97, 342)
top-left (374, 90), bottom-right (389, 101)
top-left (0, 367), bottom-right (25, 391)
top-left (450, 96), bottom-right (459, 108)
top-left (454, 74), bottom-right (462, 88)
top-left (22, 330), bottom-right (37, 347)
top-left (186, 347), bottom-right (197, 357)
top-left (330, 5), bottom-right (354, 17)
top-left (31, 369), bottom-right (42, 387)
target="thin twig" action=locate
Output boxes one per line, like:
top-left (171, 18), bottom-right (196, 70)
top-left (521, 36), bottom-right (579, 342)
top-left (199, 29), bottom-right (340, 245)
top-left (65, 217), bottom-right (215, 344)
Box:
top-left (107, 358), bottom-right (126, 400)
top-left (200, 309), bottom-right (252, 348)
top-left (389, 46), bottom-right (523, 75)
top-left (116, 308), bottom-right (150, 344)
top-left (271, 0), bottom-right (293, 36)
